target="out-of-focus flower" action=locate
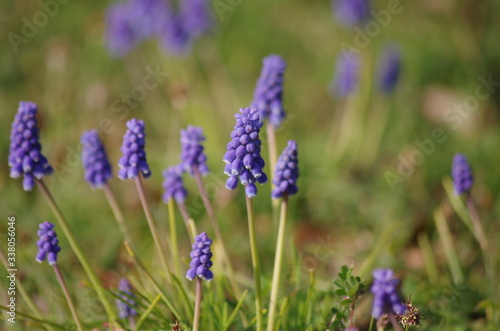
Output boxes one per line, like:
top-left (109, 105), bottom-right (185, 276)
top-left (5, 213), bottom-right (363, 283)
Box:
top-left (272, 140), bottom-right (299, 199)
top-left (370, 268), bottom-right (406, 318)
top-left (162, 165), bottom-right (188, 204)
top-left (180, 0), bottom-right (213, 38)
top-left (180, 125), bottom-right (209, 176)
top-left (159, 1), bottom-right (192, 55)
top-left (223, 108), bottom-right (268, 198)
top-left (332, 0), bottom-right (370, 27)
top-left (8, 101), bottom-right (53, 191)
top-left (81, 130), bottom-right (113, 189)
top-left (118, 119), bottom-right (151, 180)
top-left (116, 278), bottom-right (137, 319)
top-left (251, 55), bottom-right (287, 128)
top-left (330, 54), bottom-right (360, 97)
top-left (105, 2), bottom-right (138, 57)
top-left (378, 45), bottom-right (401, 94)
top-left (186, 232), bottom-right (213, 281)
top-left (452, 154), bottom-right (473, 195)
top-left (36, 222), bottom-right (61, 266)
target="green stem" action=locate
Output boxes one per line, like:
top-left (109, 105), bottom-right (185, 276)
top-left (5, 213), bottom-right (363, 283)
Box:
top-left (103, 182), bottom-right (133, 244)
top-left (134, 176), bottom-right (171, 283)
top-left (53, 266), bottom-right (84, 331)
top-left (368, 317), bottom-right (375, 331)
top-left (267, 196), bottom-right (289, 331)
top-left (193, 278), bottom-right (203, 331)
top-left (178, 202), bottom-right (197, 242)
top-left (168, 198), bottom-right (180, 277)
top-left (434, 208), bottom-right (464, 284)
top-left (36, 179), bottom-right (116, 324)
top-left (245, 195), bottom-right (263, 331)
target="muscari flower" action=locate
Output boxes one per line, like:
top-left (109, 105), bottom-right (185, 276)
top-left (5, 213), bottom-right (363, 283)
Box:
top-left (272, 140), bottom-right (299, 199)
top-left (186, 232), bottom-right (213, 281)
top-left (129, 0), bottom-right (170, 39)
top-left (180, 0), bottom-right (213, 38)
top-left (452, 153), bottom-right (473, 195)
top-left (162, 165), bottom-right (188, 204)
top-left (251, 55), bottom-right (287, 128)
top-left (180, 125), bottom-right (209, 176)
top-left (159, 1), bottom-right (191, 55)
top-left (116, 278), bottom-right (137, 319)
top-left (36, 222), bottom-right (61, 266)
top-left (332, 0), bottom-right (370, 27)
top-left (118, 119), bottom-right (151, 180)
top-left (223, 108), bottom-right (268, 198)
top-left (370, 268), bottom-right (406, 319)
top-left (330, 53), bottom-right (360, 97)
top-left (81, 130), bottom-right (112, 189)
top-left (377, 45), bottom-right (401, 94)
top-left (105, 2), bottom-right (138, 57)
top-left (8, 101), bottom-right (53, 191)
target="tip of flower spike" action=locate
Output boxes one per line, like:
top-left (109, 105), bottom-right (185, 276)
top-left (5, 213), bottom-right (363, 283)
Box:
top-left (187, 232), bottom-right (213, 281)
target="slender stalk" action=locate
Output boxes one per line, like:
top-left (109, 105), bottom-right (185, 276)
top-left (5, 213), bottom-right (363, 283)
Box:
top-left (168, 198), bottom-right (180, 277)
top-left (103, 182), bottom-right (132, 244)
top-left (193, 278), bottom-right (203, 331)
top-left (129, 316), bottom-right (137, 331)
top-left (134, 176), bottom-right (171, 283)
top-left (267, 195), bottom-right (289, 331)
top-left (53, 266), bottom-right (84, 331)
top-left (36, 179), bottom-right (116, 323)
top-left (417, 233), bottom-right (439, 284)
top-left (178, 202), bottom-right (197, 242)
top-left (245, 195), bottom-right (263, 331)
top-left (388, 312), bottom-right (403, 331)
top-left (266, 124), bottom-right (280, 228)
top-left (368, 317), bottom-right (375, 331)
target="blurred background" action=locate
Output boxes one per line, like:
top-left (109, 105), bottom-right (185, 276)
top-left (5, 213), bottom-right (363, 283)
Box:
top-left (1, 0), bottom-right (500, 329)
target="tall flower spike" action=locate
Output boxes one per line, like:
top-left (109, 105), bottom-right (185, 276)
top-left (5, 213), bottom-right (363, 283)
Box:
top-left (180, 126), bottom-right (209, 176)
top-left (332, 0), bottom-right (370, 27)
top-left (452, 153), bottom-right (473, 195)
top-left (118, 119), bottom-right (151, 180)
top-left (159, 1), bottom-right (191, 55)
top-left (186, 232), bottom-right (213, 281)
top-left (223, 108), bottom-right (268, 198)
top-left (251, 55), bottom-right (287, 128)
top-left (36, 222), bottom-right (61, 266)
top-left (162, 165), bottom-right (188, 204)
top-left (105, 2), bottom-right (138, 57)
top-left (116, 278), bottom-right (137, 319)
top-left (180, 0), bottom-right (213, 38)
top-left (8, 101), bottom-right (53, 191)
top-left (370, 268), bottom-right (406, 319)
top-left (378, 44), bottom-right (401, 94)
top-left (272, 140), bottom-right (299, 199)
top-left (81, 130), bottom-right (113, 189)
top-left (330, 53), bottom-right (360, 98)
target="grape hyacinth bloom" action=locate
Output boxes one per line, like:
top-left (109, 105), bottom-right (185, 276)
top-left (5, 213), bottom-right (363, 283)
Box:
top-left (223, 108), bottom-right (268, 198)
top-left (251, 55), bottom-right (287, 128)
top-left (330, 53), bottom-right (360, 97)
top-left (81, 130), bottom-right (112, 189)
top-left (8, 101), bottom-right (53, 191)
top-left (377, 45), bottom-right (401, 94)
top-left (452, 154), bottom-right (473, 195)
top-left (180, 0), bottom-right (213, 38)
top-left (129, 0), bottom-right (170, 39)
top-left (36, 222), bottom-right (61, 266)
top-left (105, 2), bottom-right (138, 57)
top-left (162, 165), bottom-right (188, 204)
top-left (159, 2), bottom-right (191, 55)
top-left (272, 140), bottom-right (299, 199)
top-left (116, 278), bottom-right (137, 319)
top-left (332, 0), bottom-right (370, 27)
top-left (370, 268), bottom-right (406, 319)
top-left (186, 232), bottom-right (213, 281)
top-left (180, 126), bottom-right (209, 176)
top-left (118, 119), bottom-right (151, 180)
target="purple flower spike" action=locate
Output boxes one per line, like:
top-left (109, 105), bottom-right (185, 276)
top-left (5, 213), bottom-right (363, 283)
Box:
top-left (118, 119), bottom-right (151, 180)
top-left (8, 101), bottom-right (53, 191)
top-left (180, 0), bottom-right (213, 38)
top-left (223, 108), bottom-right (268, 198)
top-left (251, 55), bottom-right (287, 128)
top-left (332, 0), bottom-right (370, 27)
top-left (186, 232), bottom-right (213, 281)
top-left (116, 278), bottom-right (137, 319)
top-left (370, 268), bottom-right (406, 319)
top-left (378, 44), bottom-right (401, 94)
top-left (105, 2), bottom-right (138, 57)
top-left (36, 222), bottom-right (61, 266)
top-left (159, 2), bottom-right (191, 55)
top-left (129, 0), bottom-right (170, 39)
top-left (452, 154), bottom-right (473, 195)
top-left (81, 130), bottom-right (112, 189)
top-left (330, 54), bottom-right (360, 97)
top-left (180, 126), bottom-right (209, 176)
top-left (272, 140), bottom-right (299, 199)
top-left (162, 165), bottom-right (188, 204)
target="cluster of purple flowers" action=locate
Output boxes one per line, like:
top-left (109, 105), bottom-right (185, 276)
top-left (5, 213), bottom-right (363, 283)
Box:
top-left (118, 119), bottom-right (151, 180)
top-left (81, 130), bottom-right (113, 189)
top-left (377, 45), bottom-right (401, 94)
top-left (116, 278), bottom-right (137, 319)
top-left (8, 101), bottom-right (53, 191)
top-left (332, 0), bottom-right (370, 27)
top-left (224, 108), bottom-right (268, 198)
top-left (180, 125), bottom-right (209, 176)
top-left (105, 0), bottom-right (213, 57)
top-left (162, 165), bottom-right (188, 204)
top-left (370, 268), bottom-right (406, 318)
top-left (186, 232), bottom-right (214, 281)
top-left (36, 222), bottom-right (61, 266)
top-left (272, 140), bottom-right (299, 199)
top-left (452, 153), bottom-right (473, 195)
